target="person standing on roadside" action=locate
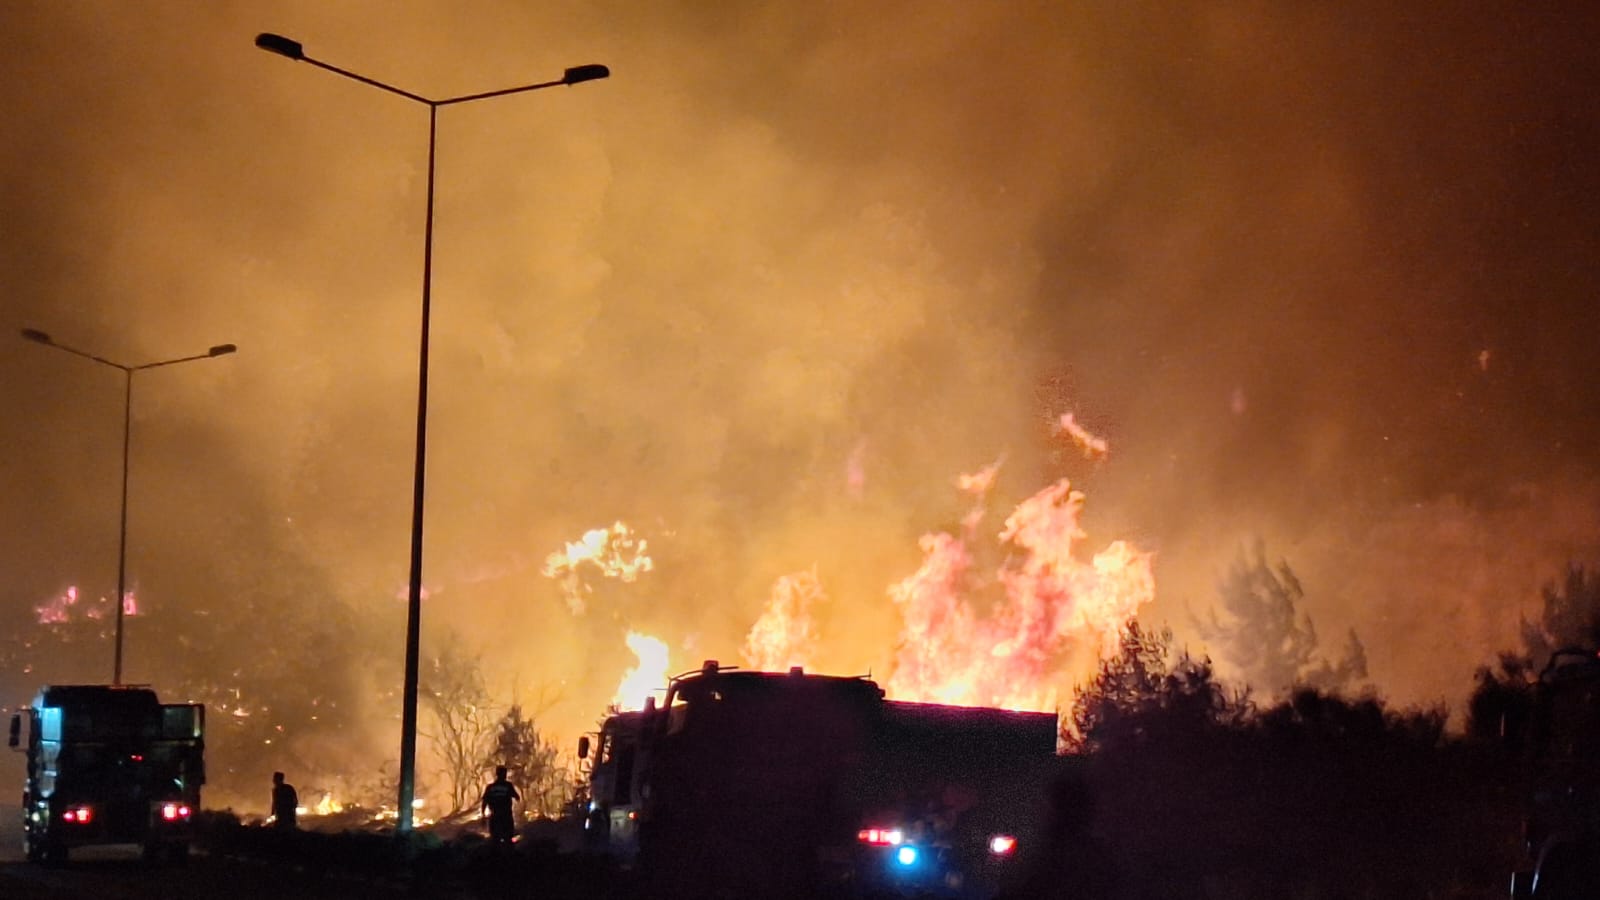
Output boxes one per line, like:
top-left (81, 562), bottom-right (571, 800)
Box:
top-left (271, 771), bottom-right (298, 830)
top-left (481, 765), bottom-right (521, 845)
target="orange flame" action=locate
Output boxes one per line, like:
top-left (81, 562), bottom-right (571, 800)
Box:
top-left (886, 471), bottom-right (1153, 710)
top-left (614, 631), bottom-right (670, 710)
top-left (541, 522), bottom-right (654, 614)
top-left (742, 568), bottom-right (824, 671)
top-left (1056, 412), bottom-right (1109, 459)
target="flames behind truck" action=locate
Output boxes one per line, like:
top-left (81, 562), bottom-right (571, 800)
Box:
top-left (580, 660), bottom-right (1057, 899)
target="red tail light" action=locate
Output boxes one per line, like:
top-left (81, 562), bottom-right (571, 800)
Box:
top-left (160, 802), bottom-right (192, 822)
top-left (857, 827), bottom-right (904, 846)
top-left (62, 806), bottom-right (93, 824)
top-left (989, 834), bottom-right (1018, 856)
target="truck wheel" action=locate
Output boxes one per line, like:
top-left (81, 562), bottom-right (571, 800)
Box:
top-left (167, 843), bottom-right (190, 865)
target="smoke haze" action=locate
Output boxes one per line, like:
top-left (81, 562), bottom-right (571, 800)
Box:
top-left (4, 2), bottom-right (1598, 804)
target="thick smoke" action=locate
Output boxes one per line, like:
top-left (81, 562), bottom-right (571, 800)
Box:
top-left (4, 2), bottom-right (1599, 804)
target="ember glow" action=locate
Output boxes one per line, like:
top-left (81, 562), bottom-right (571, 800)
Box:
top-left (33, 585), bottom-right (133, 625)
top-left (1056, 413), bottom-right (1109, 460)
top-left (34, 586), bottom-right (80, 625)
top-left (542, 522), bottom-right (654, 615)
top-left (311, 791), bottom-right (343, 816)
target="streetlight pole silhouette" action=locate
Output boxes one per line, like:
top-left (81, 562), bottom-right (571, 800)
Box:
top-left (20, 328), bottom-right (237, 685)
top-left (253, 32), bottom-right (608, 835)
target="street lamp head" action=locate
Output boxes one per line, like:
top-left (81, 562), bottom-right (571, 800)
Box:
top-left (255, 33), bottom-right (304, 60)
top-left (20, 328), bottom-right (53, 345)
top-left (208, 344), bottom-right (238, 357)
top-left (562, 64), bottom-right (610, 85)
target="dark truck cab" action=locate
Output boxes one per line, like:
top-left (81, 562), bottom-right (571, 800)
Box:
top-left (8, 684), bottom-right (205, 864)
top-left (1511, 650), bottom-right (1600, 898)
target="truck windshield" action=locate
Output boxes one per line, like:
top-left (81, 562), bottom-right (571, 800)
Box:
top-left (60, 708), bottom-right (162, 742)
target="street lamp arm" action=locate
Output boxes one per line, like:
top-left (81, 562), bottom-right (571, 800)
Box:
top-left (132, 344), bottom-right (239, 371)
top-left (255, 33), bottom-right (431, 105)
top-left (22, 327), bottom-right (236, 371)
top-left (21, 328), bottom-right (131, 372)
top-left (436, 78), bottom-right (567, 107)
top-left (302, 56), bottom-right (433, 105)
top-left (436, 65), bottom-right (608, 106)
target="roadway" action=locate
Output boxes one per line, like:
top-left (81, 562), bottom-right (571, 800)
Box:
top-left (0, 804), bottom-right (420, 899)
top-left (0, 805), bottom-right (634, 899)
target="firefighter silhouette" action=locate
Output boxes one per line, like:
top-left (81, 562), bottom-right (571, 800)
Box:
top-left (481, 765), bottom-right (522, 844)
top-left (270, 771), bottom-right (298, 830)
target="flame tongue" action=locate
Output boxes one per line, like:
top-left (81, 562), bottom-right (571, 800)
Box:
top-left (614, 631), bottom-right (669, 710)
top-left (542, 522), bottom-right (653, 615)
top-left (741, 568), bottom-right (824, 672)
top-left (885, 470), bottom-right (1154, 710)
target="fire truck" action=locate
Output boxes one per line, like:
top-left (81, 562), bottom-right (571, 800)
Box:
top-left (578, 661), bottom-right (1057, 899)
top-left (1510, 649), bottom-right (1600, 898)
top-left (578, 707), bottom-right (648, 862)
top-left (8, 684), bottom-right (205, 864)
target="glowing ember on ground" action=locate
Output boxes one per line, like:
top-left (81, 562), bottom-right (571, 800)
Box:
top-left (310, 792), bottom-right (344, 816)
top-left (614, 631), bottom-right (670, 710)
top-left (33, 585), bottom-right (135, 625)
top-left (34, 586), bottom-right (79, 624)
top-left (542, 521), bottom-right (654, 614)
top-left (743, 568), bottom-right (824, 672)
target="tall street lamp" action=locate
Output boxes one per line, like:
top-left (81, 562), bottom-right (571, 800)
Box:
top-left (20, 328), bottom-right (237, 685)
top-left (254, 32), bottom-right (608, 835)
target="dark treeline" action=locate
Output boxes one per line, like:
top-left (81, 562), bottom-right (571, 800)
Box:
top-left (1005, 564), bottom-right (1600, 900)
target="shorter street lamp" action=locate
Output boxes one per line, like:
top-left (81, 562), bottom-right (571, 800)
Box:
top-left (21, 328), bottom-right (237, 685)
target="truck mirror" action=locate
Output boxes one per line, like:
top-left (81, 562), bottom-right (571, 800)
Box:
top-left (577, 736), bottom-right (590, 760)
top-left (7, 713), bottom-right (19, 749)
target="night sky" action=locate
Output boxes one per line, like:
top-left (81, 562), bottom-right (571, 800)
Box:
top-left (4, 2), bottom-right (1598, 805)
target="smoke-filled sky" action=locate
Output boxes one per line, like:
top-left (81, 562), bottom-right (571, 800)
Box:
top-left (4, 1), bottom-right (1599, 801)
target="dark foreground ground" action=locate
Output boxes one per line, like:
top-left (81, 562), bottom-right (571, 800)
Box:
top-left (0, 804), bottom-right (636, 900)
top-left (0, 800), bottom-right (1525, 900)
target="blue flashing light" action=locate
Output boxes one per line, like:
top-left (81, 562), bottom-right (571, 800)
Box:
top-left (896, 845), bottom-right (918, 867)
